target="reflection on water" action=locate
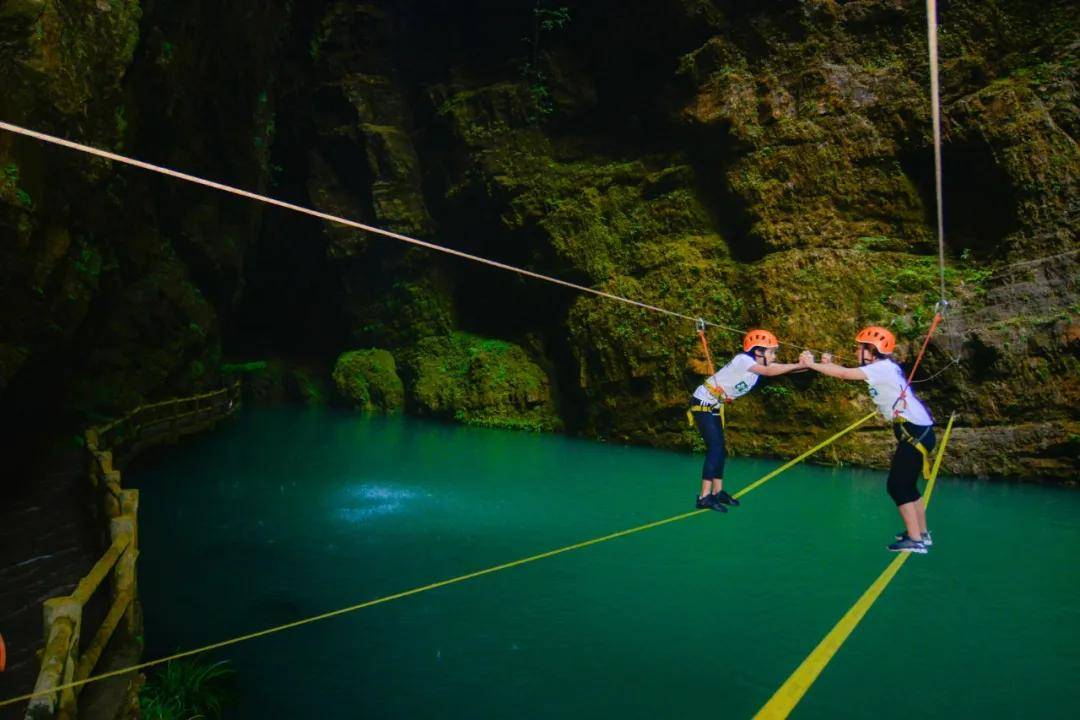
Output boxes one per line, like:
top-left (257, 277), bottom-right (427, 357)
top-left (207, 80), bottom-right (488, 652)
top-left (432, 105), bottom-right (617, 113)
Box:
top-left (336, 484), bottom-right (422, 522)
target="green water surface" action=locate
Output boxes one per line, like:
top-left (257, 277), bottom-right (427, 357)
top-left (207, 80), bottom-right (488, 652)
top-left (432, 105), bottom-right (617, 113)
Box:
top-left (129, 407), bottom-right (1080, 719)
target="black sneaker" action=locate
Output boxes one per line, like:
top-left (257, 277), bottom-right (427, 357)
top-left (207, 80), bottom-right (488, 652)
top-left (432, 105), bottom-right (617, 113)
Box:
top-left (695, 494), bottom-right (727, 513)
top-left (713, 490), bottom-right (740, 507)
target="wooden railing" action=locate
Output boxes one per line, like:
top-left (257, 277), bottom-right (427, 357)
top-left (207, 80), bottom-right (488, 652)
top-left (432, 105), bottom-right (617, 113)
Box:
top-left (93, 383), bottom-right (242, 459)
top-left (24, 382), bottom-right (241, 719)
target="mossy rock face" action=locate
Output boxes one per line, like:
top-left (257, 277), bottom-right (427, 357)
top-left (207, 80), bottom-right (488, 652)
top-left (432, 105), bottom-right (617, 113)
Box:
top-left (289, 366), bottom-right (331, 406)
top-left (347, 267), bottom-right (457, 349)
top-left (418, 1), bottom-right (1077, 479)
top-left (677, 26), bottom-right (932, 253)
top-left (67, 250), bottom-right (222, 417)
top-left (242, 359), bottom-right (290, 404)
top-left (0, 0), bottom-right (294, 432)
top-left (332, 349), bottom-right (405, 412)
top-left (229, 359), bottom-right (332, 406)
top-left (404, 333), bottom-right (560, 432)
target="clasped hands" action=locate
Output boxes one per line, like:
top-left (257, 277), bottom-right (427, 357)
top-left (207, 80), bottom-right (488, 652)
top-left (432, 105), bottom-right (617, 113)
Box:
top-left (799, 350), bottom-right (833, 367)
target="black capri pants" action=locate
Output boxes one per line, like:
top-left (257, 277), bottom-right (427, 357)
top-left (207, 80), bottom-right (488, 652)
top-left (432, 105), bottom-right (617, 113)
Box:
top-left (887, 421), bottom-right (936, 506)
top-left (692, 403), bottom-right (726, 480)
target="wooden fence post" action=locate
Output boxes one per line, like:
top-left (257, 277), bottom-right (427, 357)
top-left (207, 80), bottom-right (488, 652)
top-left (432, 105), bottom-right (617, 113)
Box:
top-left (110, 512), bottom-right (139, 636)
top-left (26, 597), bottom-right (81, 720)
top-left (25, 384), bottom-right (240, 720)
top-left (103, 470), bottom-right (122, 520)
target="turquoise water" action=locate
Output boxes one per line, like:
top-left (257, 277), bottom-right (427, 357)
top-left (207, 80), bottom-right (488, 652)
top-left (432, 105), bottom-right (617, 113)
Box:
top-left (129, 407), bottom-right (1080, 718)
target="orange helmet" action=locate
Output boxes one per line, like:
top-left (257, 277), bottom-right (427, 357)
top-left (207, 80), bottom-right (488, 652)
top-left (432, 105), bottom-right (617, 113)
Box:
top-left (855, 326), bottom-right (896, 355)
top-left (742, 329), bottom-right (779, 352)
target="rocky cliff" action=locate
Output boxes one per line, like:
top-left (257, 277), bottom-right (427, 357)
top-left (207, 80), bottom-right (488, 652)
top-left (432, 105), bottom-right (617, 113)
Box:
top-left (1, 0), bottom-right (1076, 480)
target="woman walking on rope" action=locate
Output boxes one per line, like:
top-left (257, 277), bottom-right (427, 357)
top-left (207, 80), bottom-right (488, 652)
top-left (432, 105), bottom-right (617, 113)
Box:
top-left (691, 330), bottom-right (803, 513)
top-left (799, 327), bottom-right (935, 553)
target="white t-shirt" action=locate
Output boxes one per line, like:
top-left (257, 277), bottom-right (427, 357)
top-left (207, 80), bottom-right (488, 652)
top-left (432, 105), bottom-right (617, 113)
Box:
top-left (693, 353), bottom-right (759, 405)
top-left (860, 359), bottom-right (934, 425)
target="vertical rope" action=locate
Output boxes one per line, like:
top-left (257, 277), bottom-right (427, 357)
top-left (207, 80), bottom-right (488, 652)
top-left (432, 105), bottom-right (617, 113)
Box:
top-left (697, 327), bottom-right (716, 377)
top-left (926, 0), bottom-right (947, 305)
top-left (905, 313), bottom-right (942, 390)
top-left (893, 312), bottom-right (943, 417)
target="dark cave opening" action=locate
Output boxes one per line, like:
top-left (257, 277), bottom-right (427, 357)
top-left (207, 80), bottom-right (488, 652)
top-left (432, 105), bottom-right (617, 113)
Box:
top-left (901, 140), bottom-right (1018, 260)
top-left (685, 124), bottom-right (763, 263)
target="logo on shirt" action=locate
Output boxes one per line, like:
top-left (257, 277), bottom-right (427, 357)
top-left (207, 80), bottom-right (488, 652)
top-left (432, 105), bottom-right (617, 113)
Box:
top-left (735, 381), bottom-right (749, 394)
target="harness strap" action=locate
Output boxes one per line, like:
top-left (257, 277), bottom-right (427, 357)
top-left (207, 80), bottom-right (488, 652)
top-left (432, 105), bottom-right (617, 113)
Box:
top-left (895, 420), bottom-right (932, 480)
top-left (704, 382), bottom-right (725, 400)
top-left (687, 403), bottom-right (726, 430)
top-left (691, 326), bottom-right (726, 429)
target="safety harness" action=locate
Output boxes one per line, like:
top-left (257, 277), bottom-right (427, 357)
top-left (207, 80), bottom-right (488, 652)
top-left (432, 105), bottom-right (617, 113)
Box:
top-left (688, 320), bottom-right (729, 429)
top-left (895, 420), bottom-right (933, 480)
top-left (687, 385), bottom-right (728, 429)
top-left (886, 306), bottom-right (946, 481)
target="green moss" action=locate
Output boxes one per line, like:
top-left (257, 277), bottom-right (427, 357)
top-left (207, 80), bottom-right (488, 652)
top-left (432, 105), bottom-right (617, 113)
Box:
top-left (332, 349), bottom-right (405, 412)
top-left (114, 105), bottom-right (127, 146)
top-left (405, 332), bottom-right (560, 432)
top-left (1, 162), bottom-right (17, 187)
top-left (221, 360), bottom-right (268, 375)
top-left (292, 367), bottom-right (329, 405)
top-left (308, 20), bottom-right (332, 60)
top-left (354, 275), bottom-right (455, 347)
top-left (1, 162), bottom-right (33, 209)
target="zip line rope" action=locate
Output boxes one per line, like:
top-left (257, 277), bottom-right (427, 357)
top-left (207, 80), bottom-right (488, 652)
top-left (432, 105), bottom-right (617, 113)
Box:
top-left (0, 411), bottom-right (878, 710)
top-left (983, 248), bottom-right (1079, 281)
top-left (926, 0), bottom-right (947, 308)
top-left (887, 0), bottom-right (951, 402)
top-left (0, 119), bottom-right (979, 368)
top-left (0, 119), bottom-right (816, 358)
top-left (908, 355), bottom-right (961, 384)
top-left (5, 119), bottom-right (1068, 378)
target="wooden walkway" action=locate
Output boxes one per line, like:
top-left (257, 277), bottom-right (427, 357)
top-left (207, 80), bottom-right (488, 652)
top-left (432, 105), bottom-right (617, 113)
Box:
top-left (0, 383), bottom-right (241, 720)
top-left (0, 450), bottom-right (98, 720)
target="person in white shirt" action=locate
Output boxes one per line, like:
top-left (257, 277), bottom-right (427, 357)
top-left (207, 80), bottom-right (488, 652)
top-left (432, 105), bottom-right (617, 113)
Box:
top-left (690, 329), bottom-right (803, 513)
top-left (799, 326), bottom-right (936, 554)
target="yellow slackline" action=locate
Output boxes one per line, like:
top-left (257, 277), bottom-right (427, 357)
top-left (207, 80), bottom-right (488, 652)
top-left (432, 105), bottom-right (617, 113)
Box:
top-left (920, 413), bottom-right (953, 507)
top-left (0, 412), bottom-right (875, 710)
top-left (753, 413), bottom-right (956, 720)
top-left (731, 412), bottom-right (872, 499)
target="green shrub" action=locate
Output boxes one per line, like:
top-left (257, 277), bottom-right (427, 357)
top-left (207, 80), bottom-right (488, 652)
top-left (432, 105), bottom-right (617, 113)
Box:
top-left (139, 658), bottom-right (234, 720)
top-left (332, 349), bottom-right (405, 412)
